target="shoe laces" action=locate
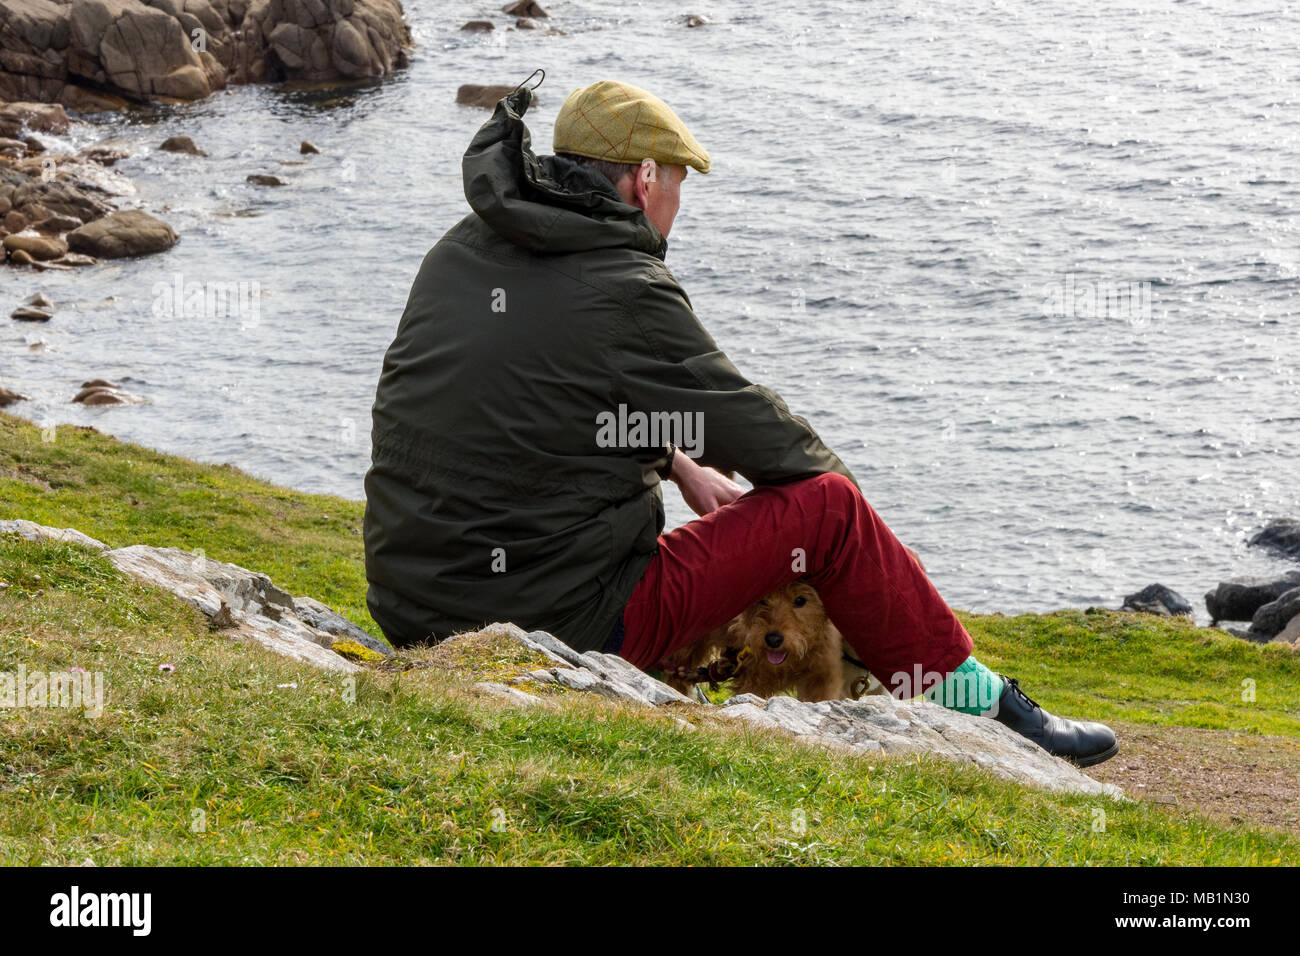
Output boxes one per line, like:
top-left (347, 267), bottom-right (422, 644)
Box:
top-left (1003, 676), bottom-right (1041, 712)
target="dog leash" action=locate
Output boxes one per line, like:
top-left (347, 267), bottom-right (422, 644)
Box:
top-left (659, 646), bottom-right (754, 691)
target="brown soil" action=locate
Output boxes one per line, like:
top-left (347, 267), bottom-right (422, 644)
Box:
top-left (1088, 721), bottom-right (1300, 836)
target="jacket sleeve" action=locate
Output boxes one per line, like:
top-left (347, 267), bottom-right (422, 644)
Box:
top-left (614, 265), bottom-right (859, 489)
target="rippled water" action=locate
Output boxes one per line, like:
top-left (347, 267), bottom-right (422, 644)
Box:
top-left (4, 0), bottom-right (1299, 619)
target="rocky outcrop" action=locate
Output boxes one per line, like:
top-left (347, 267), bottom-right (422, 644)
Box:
top-left (0, 0), bottom-right (413, 106)
top-left (4, 232), bottom-right (66, 260)
top-left (2, 107), bottom-right (179, 269)
top-left (1, 519), bottom-right (394, 670)
top-left (0, 385), bottom-right (30, 406)
top-left (0, 100), bottom-right (69, 138)
top-left (502, 1), bottom-right (547, 17)
top-left (1205, 571), bottom-right (1300, 624)
top-left (0, 518), bottom-right (115, 553)
top-left (1276, 614), bottom-right (1300, 646)
top-left (1249, 519), bottom-right (1300, 561)
top-left (1249, 588), bottom-right (1300, 640)
top-left (72, 380), bottom-right (144, 404)
top-left (452, 625), bottom-right (1124, 798)
top-left (1120, 583), bottom-right (1193, 617)
top-left (66, 209), bottom-right (177, 258)
top-left (159, 134), bottom-right (206, 156)
top-left (1, 158), bottom-right (115, 226)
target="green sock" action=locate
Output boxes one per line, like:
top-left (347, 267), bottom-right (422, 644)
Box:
top-left (924, 656), bottom-right (1004, 716)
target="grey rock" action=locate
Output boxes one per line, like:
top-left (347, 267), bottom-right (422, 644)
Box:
top-left (1250, 587), bottom-right (1300, 639)
top-left (33, 214), bottom-right (83, 235)
top-left (1121, 583), bottom-right (1193, 617)
top-left (292, 595), bottom-right (392, 656)
top-left (0, 0), bottom-right (412, 106)
top-left (0, 519), bottom-right (107, 551)
top-left (1273, 613), bottom-right (1300, 647)
top-left (159, 135), bottom-right (207, 156)
top-left (1205, 571), bottom-right (1300, 623)
top-left (72, 384), bottom-right (144, 405)
top-left (0, 102), bottom-right (69, 138)
top-left (66, 210), bottom-right (178, 259)
top-left (1248, 518), bottom-right (1300, 561)
top-left (4, 233), bottom-right (67, 260)
top-left (551, 666), bottom-right (611, 694)
top-left (0, 386), bottom-right (31, 407)
top-left (102, 543), bottom-right (359, 672)
top-left (474, 681), bottom-right (548, 707)
top-left (720, 692), bottom-right (1122, 797)
top-left (578, 650), bottom-right (694, 705)
top-left (518, 628), bottom-right (584, 667)
top-left (502, 0), bottom-right (548, 16)
top-left (473, 627), bottom-right (1123, 798)
top-left (1218, 625), bottom-right (1256, 641)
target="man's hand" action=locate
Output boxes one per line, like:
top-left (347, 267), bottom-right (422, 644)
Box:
top-left (903, 544), bottom-right (927, 573)
top-left (669, 452), bottom-right (745, 517)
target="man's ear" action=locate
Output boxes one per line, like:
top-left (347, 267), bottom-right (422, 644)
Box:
top-left (633, 158), bottom-right (658, 207)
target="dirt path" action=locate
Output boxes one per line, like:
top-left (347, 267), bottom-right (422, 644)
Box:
top-left (1087, 721), bottom-right (1300, 836)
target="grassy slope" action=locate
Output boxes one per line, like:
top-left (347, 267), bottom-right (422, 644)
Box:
top-left (1, 411), bottom-right (1298, 864)
top-left (0, 414), bottom-right (375, 631)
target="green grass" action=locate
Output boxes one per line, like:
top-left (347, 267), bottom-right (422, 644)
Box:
top-left (1, 411), bottom-right (1298, 864)
top-left (963, 610), bottom-right (1300, 737)
top-left (0, 414), bottom-right (374, 633)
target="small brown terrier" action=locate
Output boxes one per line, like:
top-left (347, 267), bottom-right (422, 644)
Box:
top-left (662, 581), bottom-right (882, 703)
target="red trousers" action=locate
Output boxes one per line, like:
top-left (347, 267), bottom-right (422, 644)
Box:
top-left (617, 473), bottom-right (974, 683)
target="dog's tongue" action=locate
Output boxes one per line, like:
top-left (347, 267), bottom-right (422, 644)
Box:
top-left (766, 650), bottom-right (788, 665)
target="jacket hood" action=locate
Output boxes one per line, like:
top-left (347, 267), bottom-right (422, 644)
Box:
top-left (462, 87), bottom-right (668, 259)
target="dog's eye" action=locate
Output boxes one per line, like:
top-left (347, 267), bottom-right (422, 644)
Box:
top-left (758, 599), bottom-right (768, 607)
top-left (793, 596), bottom-right (807, 608)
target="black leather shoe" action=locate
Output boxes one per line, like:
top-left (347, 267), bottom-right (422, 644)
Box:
top-left (990, 675), bottom-right (1119, 767)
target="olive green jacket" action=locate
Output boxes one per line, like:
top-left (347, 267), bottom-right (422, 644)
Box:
top-left (363, 88), bottom-right (855, 651)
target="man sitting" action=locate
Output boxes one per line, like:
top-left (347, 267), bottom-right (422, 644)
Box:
top-left (363, 79), bottom-right (1117, 767)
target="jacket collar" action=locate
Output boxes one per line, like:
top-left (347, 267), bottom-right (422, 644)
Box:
top-left (461, 87), bottom-right (668, 259)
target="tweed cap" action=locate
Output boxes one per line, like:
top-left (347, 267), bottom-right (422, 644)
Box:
top-left (553, 80), bottom-right (711, 174)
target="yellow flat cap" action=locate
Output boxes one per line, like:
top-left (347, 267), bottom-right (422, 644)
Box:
top-left (553, 80), bottom-right (711, 174)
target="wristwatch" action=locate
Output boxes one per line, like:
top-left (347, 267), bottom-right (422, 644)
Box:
top-left (655, 443), bottom-right (676, 480)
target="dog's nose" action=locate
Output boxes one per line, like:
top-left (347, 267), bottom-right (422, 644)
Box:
top-left (764, 631), bottom-right (784, 648)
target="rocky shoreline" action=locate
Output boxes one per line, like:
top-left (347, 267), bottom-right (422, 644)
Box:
top-left (1117, 518), bottom-right (1300, 650)
top-left (0, 0), bottom-right (418, 405)
top-left (0, 0), bottom-right (412, 106)
top-left (1, 0), bottom-right (416, 276)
